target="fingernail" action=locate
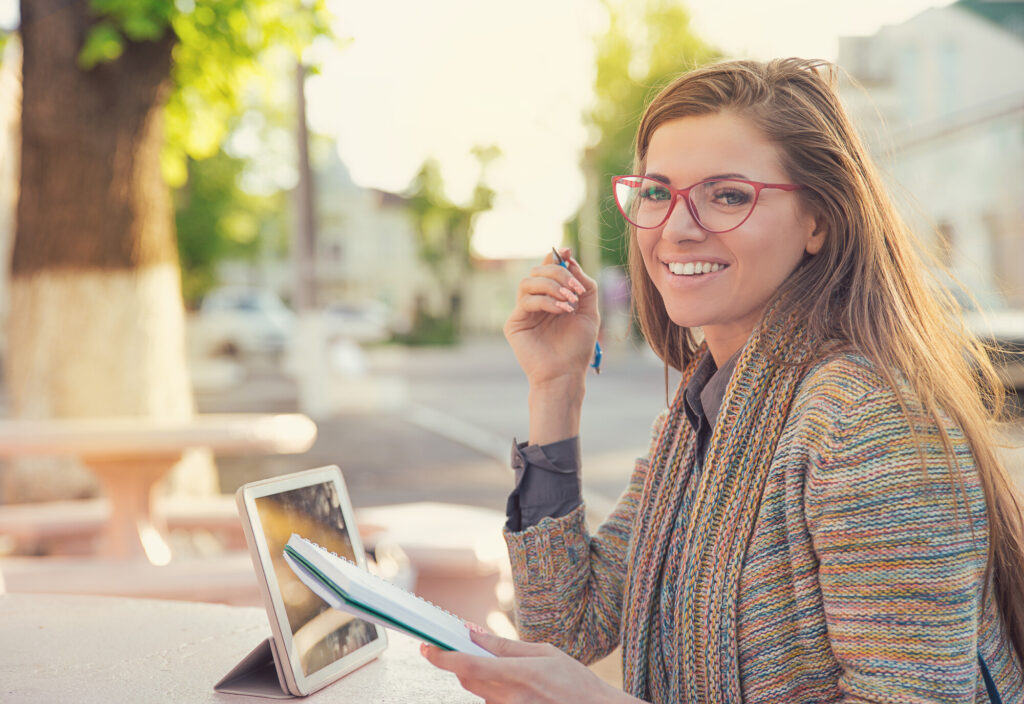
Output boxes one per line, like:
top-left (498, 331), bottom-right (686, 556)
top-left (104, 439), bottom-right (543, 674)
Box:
top-left (556, 301), bottom-right (576, 313)
top-left (559, 287), bottom-right (579, 304)
top-left (568, 278), bottom-right (585, 295)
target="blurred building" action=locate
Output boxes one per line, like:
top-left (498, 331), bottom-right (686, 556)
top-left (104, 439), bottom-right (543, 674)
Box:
top-left (313, 149), bottom-right (425, 326)
top-left (212, 146), bottom-right (528, 337)
top-left (215, 148), bottom-right (428, 331)
top-left (838, 0), bottom-right (1024, 307)
top-left (311, 149), bottom-right (530, 336)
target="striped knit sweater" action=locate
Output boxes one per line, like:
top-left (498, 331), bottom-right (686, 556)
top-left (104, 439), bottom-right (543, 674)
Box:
top-left (504, 352), bottom-right (1024, 702)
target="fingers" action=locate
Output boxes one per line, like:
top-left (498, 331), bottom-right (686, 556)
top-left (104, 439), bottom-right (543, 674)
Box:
top-left (560, 255), bottom-right (597, 294)
top-left (469, 629), bottom-right (549, 657)
top-left (465, 620), bottom-right (488, 635)
top-left (422, 638), bottom-right (602, 704)
top-left (421, 639), bottom-right (553, 684)
top-left (421, 643), bottom-right (511, 683)
top-left (518, 275), bottom-right (579, 315)
top-left (544, 247), bottom-right (595, 287)
top-left (529, 264), bottom-right (587, 299)
top-left (518, 251), bottom-right (591, 318)
top-left (420, 642), bottom-right (470, 673)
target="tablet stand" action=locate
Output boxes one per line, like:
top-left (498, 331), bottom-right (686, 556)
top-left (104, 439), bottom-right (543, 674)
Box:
top-left (214, 636), bottom-right (295, 699)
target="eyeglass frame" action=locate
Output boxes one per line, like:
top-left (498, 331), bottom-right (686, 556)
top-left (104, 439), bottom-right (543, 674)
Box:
top-left (611, 175), bottom-right (806, 234)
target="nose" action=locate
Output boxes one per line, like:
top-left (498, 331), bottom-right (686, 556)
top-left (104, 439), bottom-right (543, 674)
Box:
top-left (660, 195), bottom-right (707, 243)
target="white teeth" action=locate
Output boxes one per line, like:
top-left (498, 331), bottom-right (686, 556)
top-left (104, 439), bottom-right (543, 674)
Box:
top-left (667, 261), bottom-right (724, 276)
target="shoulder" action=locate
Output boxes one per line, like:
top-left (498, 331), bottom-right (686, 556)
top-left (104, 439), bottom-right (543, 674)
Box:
top-left (794, 351), bottom-right (891, 406)
top-left (788, 351), bottom-right (917, 433)
top-left (784, 351), bottom-right (969, 465)
top-left (783, 352), bottom-right (890, 447)
top-left (785, 351), bottom-right (976, 495)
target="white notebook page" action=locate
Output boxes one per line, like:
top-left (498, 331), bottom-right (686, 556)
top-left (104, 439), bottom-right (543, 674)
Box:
top-left (284, 534), bottom-right (494, 657)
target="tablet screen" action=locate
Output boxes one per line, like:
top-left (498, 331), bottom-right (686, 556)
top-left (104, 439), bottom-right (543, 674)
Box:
top-left (253, 480), bottom-right (381, 676)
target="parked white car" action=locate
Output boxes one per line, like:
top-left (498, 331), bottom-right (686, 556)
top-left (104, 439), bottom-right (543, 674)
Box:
top-left (321, 300), bottom-right (395, 344)
top-left (190, 287), bottom-right (295, 360)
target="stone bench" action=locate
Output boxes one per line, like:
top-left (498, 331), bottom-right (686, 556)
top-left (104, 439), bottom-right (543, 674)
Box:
top-left (0, 494), bottom-right (246, 556)
top-left (0, 414), bottom-right (316, 563)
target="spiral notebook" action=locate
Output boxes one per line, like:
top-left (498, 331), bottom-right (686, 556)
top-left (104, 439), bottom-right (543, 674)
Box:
top-left (283, 534), bottom-right (494, 658)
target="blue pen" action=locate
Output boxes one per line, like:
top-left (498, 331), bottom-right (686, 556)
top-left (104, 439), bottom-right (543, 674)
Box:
top-left (552, 247), bottom-right (602, 375)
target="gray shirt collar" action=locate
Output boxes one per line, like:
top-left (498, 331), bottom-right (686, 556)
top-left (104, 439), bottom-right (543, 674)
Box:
top-left (683, 348), bottom-right (741, 433)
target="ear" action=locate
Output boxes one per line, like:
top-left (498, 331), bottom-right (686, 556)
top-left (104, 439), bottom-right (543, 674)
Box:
top-left (804, 214), bottom-right (827, 256)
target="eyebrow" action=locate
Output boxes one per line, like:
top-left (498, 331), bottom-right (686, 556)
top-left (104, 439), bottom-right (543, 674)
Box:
top-left (644, 172), bottom-right (747, 184)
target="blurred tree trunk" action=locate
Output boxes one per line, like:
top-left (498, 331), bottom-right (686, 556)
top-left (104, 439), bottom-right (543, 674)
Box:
top-left (4, 1), bottom-right (210, 501)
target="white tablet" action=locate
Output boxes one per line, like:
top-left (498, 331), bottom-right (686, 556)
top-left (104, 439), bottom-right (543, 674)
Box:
top-left (235, 466), bottom-right (387, 696)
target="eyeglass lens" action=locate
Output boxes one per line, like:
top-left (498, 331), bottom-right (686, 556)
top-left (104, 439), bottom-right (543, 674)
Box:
top-left (614, 177), bottom-right (757, 231)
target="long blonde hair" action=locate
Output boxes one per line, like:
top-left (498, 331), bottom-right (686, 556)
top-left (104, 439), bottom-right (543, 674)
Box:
top-left (627, 58), bottom-right (1024, 659)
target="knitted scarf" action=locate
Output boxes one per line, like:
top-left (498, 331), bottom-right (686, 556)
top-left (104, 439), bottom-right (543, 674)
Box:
top-left (621, 311), bottom-right (817, 703)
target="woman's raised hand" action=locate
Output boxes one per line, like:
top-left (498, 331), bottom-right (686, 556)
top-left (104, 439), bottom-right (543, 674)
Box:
top-left (503, 248), bottom-right (599, 388)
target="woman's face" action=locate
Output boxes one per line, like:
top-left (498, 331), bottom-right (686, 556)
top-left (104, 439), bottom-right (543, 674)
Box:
top-left (637, 111), bottom-right (824, 360)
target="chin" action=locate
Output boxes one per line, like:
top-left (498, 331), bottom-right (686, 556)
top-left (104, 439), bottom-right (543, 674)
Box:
top-left (663, 307), bottom-right (711, 330)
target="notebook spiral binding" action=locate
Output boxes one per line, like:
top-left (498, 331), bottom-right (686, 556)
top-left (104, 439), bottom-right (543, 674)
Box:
top-left (302, 538), bottom-right (470, 628)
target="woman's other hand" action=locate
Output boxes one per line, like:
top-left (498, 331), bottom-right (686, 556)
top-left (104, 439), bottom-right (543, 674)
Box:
top-left (503, 248), bottom-right (599, 387)
top-left (421, 630), bottom-right (638, 704)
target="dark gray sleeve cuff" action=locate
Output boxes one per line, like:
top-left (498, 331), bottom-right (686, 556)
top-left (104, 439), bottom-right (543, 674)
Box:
top-left (505, 436), bottom-right (582, 532)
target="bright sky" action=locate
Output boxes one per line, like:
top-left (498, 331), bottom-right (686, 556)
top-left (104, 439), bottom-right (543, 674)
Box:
top-left (306, 0), bottom-right (957, 259)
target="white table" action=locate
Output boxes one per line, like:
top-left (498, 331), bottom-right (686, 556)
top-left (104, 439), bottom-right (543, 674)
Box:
top-left (0, 593), bottom-right (481, 703)
top-left (0, 414), bottom-right (317, 562)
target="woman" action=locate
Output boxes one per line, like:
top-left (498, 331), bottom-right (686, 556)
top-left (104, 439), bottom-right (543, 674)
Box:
top-left (423, 58), bottom-right (1024, 702)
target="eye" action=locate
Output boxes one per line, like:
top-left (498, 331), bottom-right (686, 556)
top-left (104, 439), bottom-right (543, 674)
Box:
top-left (709, 185), bottom-right (751, 207)
top-left (639, 185), bottom-right (671, 201)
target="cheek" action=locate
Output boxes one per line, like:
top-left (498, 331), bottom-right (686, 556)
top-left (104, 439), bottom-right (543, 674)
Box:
top-left (731, 227), bottom-right (809, 295)
top-left (759, 249), bottom-right (803, 291)
top-left (637, 233), bottom-right (659, 275)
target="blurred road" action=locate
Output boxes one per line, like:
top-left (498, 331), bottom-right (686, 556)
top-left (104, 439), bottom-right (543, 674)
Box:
top-left (198, 337), bottom-right (1024, 513)
top-left (199, 336), bottom-right (679, 512)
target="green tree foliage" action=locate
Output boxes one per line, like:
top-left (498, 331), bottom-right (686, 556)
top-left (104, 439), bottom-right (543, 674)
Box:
top-left (175, 150), bottom-right (287, 306)
top-left (584, 0), bottom-right (719, 267)
top-left (403, 147), bottom-right (498, 343)
top-left (77, 0), bottom-right (330, 186)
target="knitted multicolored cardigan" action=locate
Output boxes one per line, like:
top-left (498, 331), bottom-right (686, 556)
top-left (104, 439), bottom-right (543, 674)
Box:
top-left (504, 328), bottom-right (1023, 702)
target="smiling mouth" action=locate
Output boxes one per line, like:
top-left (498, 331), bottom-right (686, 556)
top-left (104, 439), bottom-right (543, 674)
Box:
top-left (666, 261), bottom-right (727, 276)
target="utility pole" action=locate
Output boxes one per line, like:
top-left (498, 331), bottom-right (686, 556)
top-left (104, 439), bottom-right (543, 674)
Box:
top-left (293, 61), bottom-right (330, 418)
top-left (294, 62), bottom-right (317, 310)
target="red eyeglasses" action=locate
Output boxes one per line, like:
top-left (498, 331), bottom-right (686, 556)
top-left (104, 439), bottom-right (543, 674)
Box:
top-left (612, 175), bottom-right (805, 233)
